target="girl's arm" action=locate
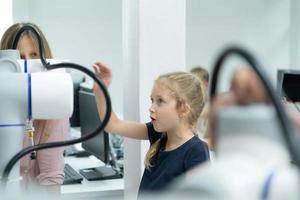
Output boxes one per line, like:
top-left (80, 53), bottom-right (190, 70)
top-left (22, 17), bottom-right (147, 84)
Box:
top-left (93, 62), bottom-right (148, 140)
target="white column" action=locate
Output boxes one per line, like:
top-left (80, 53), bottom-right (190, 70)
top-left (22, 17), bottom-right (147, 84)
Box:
top-left (122, 0), bottom-right (186, 199)
top-left (122, 0), bottom-right (142, 199)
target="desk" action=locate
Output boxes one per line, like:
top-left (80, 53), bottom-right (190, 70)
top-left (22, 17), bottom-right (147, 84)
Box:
top-left (61, 156), bottom-right (124, 200)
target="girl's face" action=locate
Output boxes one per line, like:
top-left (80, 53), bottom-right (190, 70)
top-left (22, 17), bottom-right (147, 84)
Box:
top-left (149, 83), bottom-right (181, 132)
top-left (17, 35), bottom-right (39, 59)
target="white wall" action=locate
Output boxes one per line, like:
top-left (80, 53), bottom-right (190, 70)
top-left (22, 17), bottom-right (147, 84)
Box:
top-left (0, 0), bottom-right (13, 37)
top-left (10, 0), bottom-right (296, 117)
top-left (186, 0), bottom-right (291, 89)
top-left (12, 0), bottom-right (123, 114)
top-left (12, 0), bottom-right (29, 22)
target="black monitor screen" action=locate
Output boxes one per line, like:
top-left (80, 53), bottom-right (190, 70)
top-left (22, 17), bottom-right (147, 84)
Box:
top-left (79, 90), bottom-right (109, 164)
top-left (283, 73), bottom-right (300, 102)
top-left (69, 73), bottom-right (85, 127)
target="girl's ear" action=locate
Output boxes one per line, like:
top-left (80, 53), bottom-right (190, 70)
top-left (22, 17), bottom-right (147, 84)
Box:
top-left (178, 102), bottom-right (190, 118)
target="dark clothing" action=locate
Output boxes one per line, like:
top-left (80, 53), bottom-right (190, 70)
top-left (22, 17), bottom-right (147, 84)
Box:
top-left (139, 122), bottom-right (210, 193)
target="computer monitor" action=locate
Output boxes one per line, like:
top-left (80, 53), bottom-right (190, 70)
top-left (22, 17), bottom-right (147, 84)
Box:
top-left (69, 73), bottom-right (85, 127)
top-left (277, 69), bottom-right (300, 101)
top-left (78, 88), bottom-right (122, 180)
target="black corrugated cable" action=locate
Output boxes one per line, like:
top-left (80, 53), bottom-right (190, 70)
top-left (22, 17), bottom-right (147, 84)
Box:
top-left (210, 46), bottom-right (300, 169)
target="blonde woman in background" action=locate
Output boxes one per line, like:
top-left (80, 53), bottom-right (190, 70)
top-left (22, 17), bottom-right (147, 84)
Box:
top-left (190, 66), bottom-right (212, 149)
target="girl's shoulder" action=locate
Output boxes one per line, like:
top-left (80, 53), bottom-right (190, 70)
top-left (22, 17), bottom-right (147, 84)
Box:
top-left (192, 136), bottom-right (210, 153)
top-left (183, 138), bottom-right (210, 170)
top-left (170, 136), bottom-right (208, 156)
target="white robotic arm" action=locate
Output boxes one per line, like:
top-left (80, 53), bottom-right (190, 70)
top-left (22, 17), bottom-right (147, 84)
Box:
top-left (0, 50), bottom-right (73, 191)
top-left (0, 24), bottom-right (111, 199)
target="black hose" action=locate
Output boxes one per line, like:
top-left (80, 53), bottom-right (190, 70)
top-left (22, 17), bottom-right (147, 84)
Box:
top-left (1, 25), bottom-right (112, 187)
top-left (209, 46), bottom-right (300, 168)
top-left (12, 24), bottom-right (49, 67)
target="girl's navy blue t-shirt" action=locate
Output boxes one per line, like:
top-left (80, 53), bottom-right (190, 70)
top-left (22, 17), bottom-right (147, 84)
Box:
top-left (139, 122), bottom-right (210, 193)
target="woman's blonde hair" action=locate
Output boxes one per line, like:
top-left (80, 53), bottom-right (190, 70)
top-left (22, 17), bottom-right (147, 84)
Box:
top-left (190, 66), bottom-right (209, 84)
top-left (144, 71), bottom-right (205, 169)
top-left (0, 22), bottom-right (52, 58)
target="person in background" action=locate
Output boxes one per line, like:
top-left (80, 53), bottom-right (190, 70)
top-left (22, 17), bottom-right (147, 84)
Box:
top-left (190, 67), bottom-right (209, 101)
top-left (0, 22), bottom-right (69, 193)
top-left (190, 66), bottom-right (212, 149)
top-left (93, 62), bottom-right (210, 194)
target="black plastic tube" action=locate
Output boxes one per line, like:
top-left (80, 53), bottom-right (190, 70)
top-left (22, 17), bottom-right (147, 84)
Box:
top-left (12, 24), bottom-right (49, 67)
top-left (210, 46), bottom-right (300, 168)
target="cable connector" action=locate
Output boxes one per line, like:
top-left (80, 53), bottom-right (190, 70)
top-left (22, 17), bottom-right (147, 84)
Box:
top-left (25, 119), bottom-right (36, 160)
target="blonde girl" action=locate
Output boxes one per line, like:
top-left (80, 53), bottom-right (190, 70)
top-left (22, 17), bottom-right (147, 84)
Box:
top-left (93, 62), bottom-right (210, 193)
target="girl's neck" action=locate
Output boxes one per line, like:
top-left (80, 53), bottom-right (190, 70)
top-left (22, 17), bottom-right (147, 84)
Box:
top-left (165, 126), bottom-right (194, 151)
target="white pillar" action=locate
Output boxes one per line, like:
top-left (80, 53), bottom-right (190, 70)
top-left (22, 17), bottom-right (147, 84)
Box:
top-left (122, 0), bottom-right (186, 199)
top-left (122, 0), bottom-right (142, 199)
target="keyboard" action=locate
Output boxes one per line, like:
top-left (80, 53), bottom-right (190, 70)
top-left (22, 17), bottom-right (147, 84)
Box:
top-left (79, 166), bottom-right (122, 181)
top-left (63, 163), bottom-right (83, 185)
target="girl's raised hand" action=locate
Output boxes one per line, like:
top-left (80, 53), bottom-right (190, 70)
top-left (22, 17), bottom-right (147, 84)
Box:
top-left (93, 61), bottom-right (112, 87)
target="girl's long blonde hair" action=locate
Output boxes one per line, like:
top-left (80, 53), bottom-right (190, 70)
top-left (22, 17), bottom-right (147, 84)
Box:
top-left (144, 71), bottom-right (205, 169)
